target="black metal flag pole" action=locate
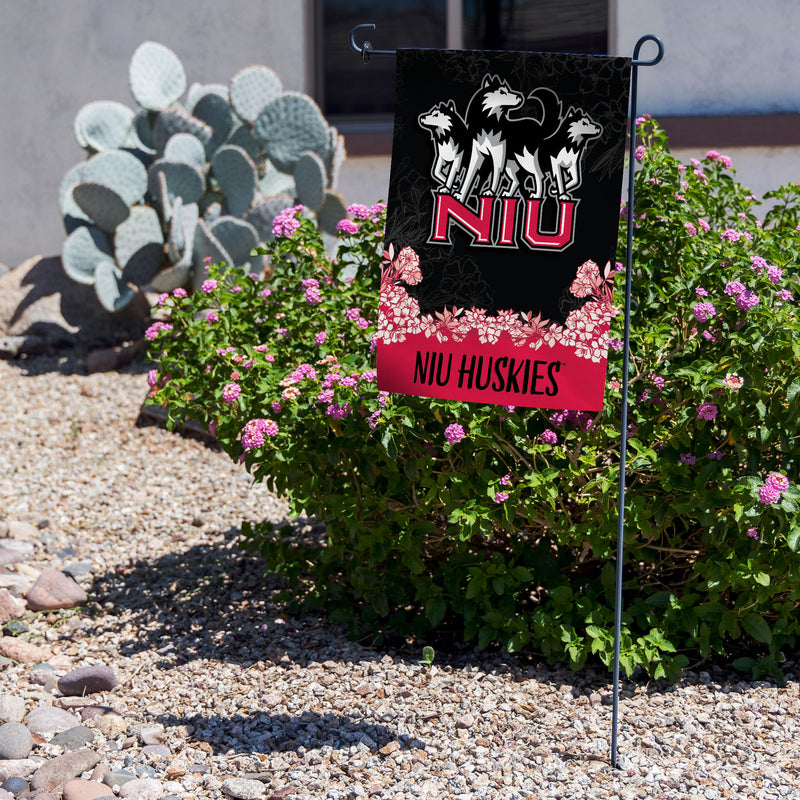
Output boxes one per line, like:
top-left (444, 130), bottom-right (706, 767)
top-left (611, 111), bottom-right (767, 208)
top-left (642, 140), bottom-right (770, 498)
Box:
top-left (349, 24), bottom-right (663, 768)
top-left (612, 32), bottom-right (664, 769)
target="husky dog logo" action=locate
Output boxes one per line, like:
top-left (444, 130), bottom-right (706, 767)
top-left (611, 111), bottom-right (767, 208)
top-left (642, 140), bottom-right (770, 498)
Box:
top-left (456, 74), bottom-right (523, 202)
top-left (419, 76), bottom-right (603, 251)
top-left (418, 100), bottom-right (470, 194)
top-left (535, 107), bottom-right (603, 199)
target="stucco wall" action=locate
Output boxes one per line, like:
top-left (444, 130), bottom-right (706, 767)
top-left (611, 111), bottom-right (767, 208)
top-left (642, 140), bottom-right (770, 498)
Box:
top-left (614, 0), bottom-right (800, 116)
top-left (0, 0), bottom-right (306, 268)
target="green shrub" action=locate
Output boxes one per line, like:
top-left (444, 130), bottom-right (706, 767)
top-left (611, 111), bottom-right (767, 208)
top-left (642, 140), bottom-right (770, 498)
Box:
top-left (147, 118), bottom-right (800, 682)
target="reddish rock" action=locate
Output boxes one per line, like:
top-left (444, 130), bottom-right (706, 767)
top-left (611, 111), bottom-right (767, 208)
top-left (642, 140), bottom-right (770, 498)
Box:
top-left (0, 589), bottom-right (26, 625)
top-left (26, 568), bottom-right (87, 612)
top-left (63, 777), bottom-right (114, 800)
top-left (0, 636), bottom-right (51, 663)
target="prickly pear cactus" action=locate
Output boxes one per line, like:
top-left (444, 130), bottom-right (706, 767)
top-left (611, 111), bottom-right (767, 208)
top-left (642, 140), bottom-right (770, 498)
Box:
top-left (60, 41), bottom-right (347, 311)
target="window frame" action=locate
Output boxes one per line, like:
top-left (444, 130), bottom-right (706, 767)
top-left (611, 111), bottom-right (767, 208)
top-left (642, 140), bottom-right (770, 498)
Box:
top-left (310, 0), bottom-right (613, 155)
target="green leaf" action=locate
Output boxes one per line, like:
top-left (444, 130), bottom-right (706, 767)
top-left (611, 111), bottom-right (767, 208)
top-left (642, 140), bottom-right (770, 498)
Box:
top-left (741, 613), bottom-right (772, 644)
top-left (787, 524), bottom-right (800, 552)
top-left (425, 596), bottom-right (447, 627)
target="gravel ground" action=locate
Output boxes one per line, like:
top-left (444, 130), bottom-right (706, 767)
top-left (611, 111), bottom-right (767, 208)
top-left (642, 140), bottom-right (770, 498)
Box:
top-left (0, 351), bottom-right (799, 799)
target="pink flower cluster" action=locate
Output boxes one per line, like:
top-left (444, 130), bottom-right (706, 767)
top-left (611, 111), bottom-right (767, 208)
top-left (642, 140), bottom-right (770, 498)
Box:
top-left (337, 219), bottom-right (360, 236)
top-left (201, 279), bottom-right (218, 293)
top-left (724, 281), bottom-right (745, 296)
top-left (444, 423), bottom-right (465, 445)
top-left (758, 472), bottom-right (791, 504)
top-left (348, 202), bottom-right (386, 222)
top-left (302, 278), bottom-right (321, 305)
top-left (723, 373), bottom-right (743, 390)
top-left (241, 418), bottom-right (279, 451)
top-left (691, 302), bottom-right (716, 323)
top-left (696, 402), bottom-right (718, 421)
top-left (144, 321), bottom-right (173, 341)
top-left (272, 205), bottom-right (304, 238)
top-left (735, 290), bottom-right (759, 311)
top-left (280, 363), bottom-right (317, 387)
top-left (705, 150), bottom-right (733, 169)
top-left (222, 382), bottom-right (241, 404)
top-left (325, 401), bottom-right (350, 419)
top-left (539, 429), bottom-right (558, 444)
top-left (549, 409), bottom-right (594, 430)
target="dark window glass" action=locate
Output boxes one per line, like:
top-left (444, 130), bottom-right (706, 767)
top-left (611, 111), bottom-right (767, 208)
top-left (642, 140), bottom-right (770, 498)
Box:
top-left (317, 1), bottom-right (608, 124)
top-left (463, 0), bottom-right (607, 54)
top-left (319, 0), bottom-right (447, 118)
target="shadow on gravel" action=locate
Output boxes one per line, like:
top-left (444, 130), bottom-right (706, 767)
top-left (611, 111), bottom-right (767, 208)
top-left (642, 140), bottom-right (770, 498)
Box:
top-left (156, 709), bottom-right (426, 756)
top-left (6, 348), bottom-right (152, 377)
top-left (89, 518), bottom-right (782, 705)
top-left (90, 524), bottom-right (356, 670)
top-left (89, 521), bottom-right (630, 697)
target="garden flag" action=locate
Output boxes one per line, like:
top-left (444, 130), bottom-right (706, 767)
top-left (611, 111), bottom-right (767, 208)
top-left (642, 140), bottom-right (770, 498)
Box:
top-left (377, 48), bottom-right (631, 410)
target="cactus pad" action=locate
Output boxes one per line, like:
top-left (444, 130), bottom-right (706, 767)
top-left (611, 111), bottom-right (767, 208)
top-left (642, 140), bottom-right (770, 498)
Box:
top-left (229, 65), bottom-right (283, 124)
top-left (224, 124), bottom-right (264, 164)
top-left (168, 196), bottom-right (186, 260)
top-left (193, 218), bottom-right (233, 289)
top-left (149, 262), bottom-right (193, 292)
top-left (167, 198), bottom-right (198, 263)
top-left (129, 41), bottom-right (187, 112)
top-left (209, 216), bottom-right (258, 266)
top-left (95, 260), bottom-right (136, 311)
top-left (163, 132), bottom-right (207, 167)
top-left (254, 92), bottom-right (330, 174)
top-left (186, 82), bottom-right (229, 112)
top-left (324, 128), bottom-right (347, 188)
top-left (148, 158), bottom-right (206, 206)
top-left (316, 190), bottom-right (349, 237)
top-left (72, 181), bottom-right (131, 233)
top-left (82, 149), bottom-right (148, 206)
top-left (74, 100), bottom-right (135, 152)
top-left (62, 225), bottom-right (115, 285)
top-left (294, 150), bottom-right (327, 211)
top-left (153, 106), bottom-right (213, 156)
top-left (115, 205), bottom-right (165, 286)
top-left (59, 163), bottom-right (88, 216)
top-left (258, 165), bottom-right (295, 198)
top-left (211, 145), bottom-right (257, 218)
top-left (192, 92), bottom-right (234, 149)
top-left (129, 110), bottom-right (158, 154)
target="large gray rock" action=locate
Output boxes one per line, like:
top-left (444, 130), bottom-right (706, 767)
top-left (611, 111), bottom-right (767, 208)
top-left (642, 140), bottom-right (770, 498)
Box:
top-left (57, 666), bottom-right (117, 697)
top-left (0, 255), bottom-right (150, 351)
top-left (24, 706), bottom-right (81, 736)
top-left (30, 749), bottom-right (100, 792)
top-left (0, 721), bottom-right (33, 760)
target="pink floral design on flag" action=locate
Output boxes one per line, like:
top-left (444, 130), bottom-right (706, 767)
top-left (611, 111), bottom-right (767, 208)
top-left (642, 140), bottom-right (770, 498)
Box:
top-left (377, 246), bottom-right (618, 362)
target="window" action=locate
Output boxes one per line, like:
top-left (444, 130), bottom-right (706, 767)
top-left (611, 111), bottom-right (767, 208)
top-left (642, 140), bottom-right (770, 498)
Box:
top-left (314, 0), bottom-right (609, 152)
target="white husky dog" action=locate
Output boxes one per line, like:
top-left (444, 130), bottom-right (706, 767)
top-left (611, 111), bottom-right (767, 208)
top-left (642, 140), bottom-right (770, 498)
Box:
top-left (456, 74), bottom-right (522, 203)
